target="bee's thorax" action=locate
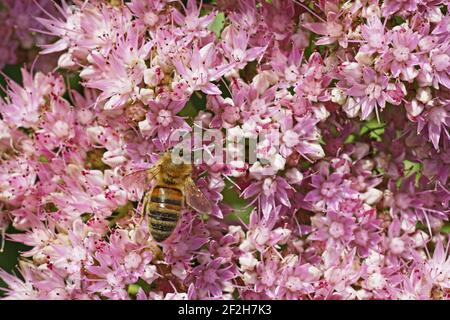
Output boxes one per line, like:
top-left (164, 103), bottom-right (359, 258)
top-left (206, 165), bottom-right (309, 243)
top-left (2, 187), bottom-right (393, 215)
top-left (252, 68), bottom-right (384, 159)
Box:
top-left (158, 154), bottom-right (192, 186)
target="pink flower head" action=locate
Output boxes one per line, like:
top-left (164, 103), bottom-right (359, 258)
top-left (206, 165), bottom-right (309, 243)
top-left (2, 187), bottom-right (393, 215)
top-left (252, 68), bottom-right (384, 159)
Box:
top-left (187, 257), bottom-right (239, 298)
top-left (382, 0), bottom-right (419, 17)
top-left (0, 69), bottom-right (65, 129)
top-left (84, 27), bottom-right (152, 110)
top-left (360, 15), bottom-right (387, 54)
top-left (173, 42), bottom-right (234, 95)
top-left (127, 0), bottom-right (168, 29)
top-left (380, 26), bottom-right (420, 82)
top-left (417, 104), bottom-right (449, 150)
top-left (171, 0), bottom-right (216, 40)
top-left (1, 0), bottom-right (449, 302)
top-left (260, 0), bottom-right (295, 41)
top-left (305, 163), bottom-right (358, 212)
top-left (138, 100), bottom-right (191, 143)
top-left (302, 0), bottom-right (354, 48)
top-left (345, 67), bottom-right (389, 120)
top-left (220, 26), bottom-right (266, 69)
top-left (242, 176), bottom-right (294, 214)
top-left (310, 211), bottom-right (356, 245)
top-left (418, 44), bottom-right (450, 89)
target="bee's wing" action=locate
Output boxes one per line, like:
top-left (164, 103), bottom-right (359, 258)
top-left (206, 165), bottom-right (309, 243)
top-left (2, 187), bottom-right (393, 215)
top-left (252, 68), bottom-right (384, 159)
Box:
top-left (184, 178), bottom-right (213, 214)
top-left (122, 166), bottom-right (160, 191)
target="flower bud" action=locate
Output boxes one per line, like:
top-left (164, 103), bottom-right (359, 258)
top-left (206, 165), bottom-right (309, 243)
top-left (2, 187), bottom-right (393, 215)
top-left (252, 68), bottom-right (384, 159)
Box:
top-left (58, 52), bottom-right (76, 69)
top-left (286, 168), bottom-right (303, 185)
top-left (416, 87), bottom-right (432, 104)
top-left (362, 188), bottom-right (383, 205)
top-left (239, 253), bottom-right (258, 271)
top-left (355, 51), bottom-right (373, 65)
top-left (331, 88), bottom-right (346, 105)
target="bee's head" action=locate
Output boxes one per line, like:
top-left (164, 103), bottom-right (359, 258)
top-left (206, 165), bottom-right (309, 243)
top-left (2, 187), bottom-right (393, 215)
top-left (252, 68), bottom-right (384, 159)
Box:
top-left (162, 152), bottom-right (192, 177)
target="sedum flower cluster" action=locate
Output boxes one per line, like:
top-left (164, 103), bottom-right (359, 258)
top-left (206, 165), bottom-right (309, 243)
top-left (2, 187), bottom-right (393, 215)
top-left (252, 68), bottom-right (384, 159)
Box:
top-left (0, 0), bottom-right (59, 71)
top-left (0, 0), bottom-right (449, 300)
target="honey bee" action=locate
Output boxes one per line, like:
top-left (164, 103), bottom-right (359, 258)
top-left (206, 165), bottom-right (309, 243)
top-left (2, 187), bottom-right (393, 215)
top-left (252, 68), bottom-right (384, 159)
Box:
top-left (123, 152), bottom-right (212, 242)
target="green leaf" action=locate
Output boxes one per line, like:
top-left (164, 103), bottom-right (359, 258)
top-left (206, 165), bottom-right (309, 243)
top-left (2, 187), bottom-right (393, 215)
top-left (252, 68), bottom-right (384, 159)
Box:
top-left (108, 201), bottom-right (135, 227)
top-left (344, 134), bottom-right (356, 144)
top-left (304, 31), bottom-right (317, 60)
top-left (0, 226), bottom-right (32, 296)
top-left (178, 99), bottom-right (197, 118)
top-left (225, 206), bottom-right (253, 225)
top-left (441, 223), bottom-right (450, 234)
top-left (403, 160), bottom-right (421, 174)
top-left (127, 284), bottom-right (140, 296)
top-left (239, 60), bottom-right (258, 83)
top-left (403, 160), bottom-right (422, 185)
top-left (222, 181), bottom-right (253, 224)
top-left (38, 155), bottom-right (49, 163)
top-left (0, 64), bottom-right (22, 97)
top-left (393, 16), bottom-right (406, 26)
top-left (359, 119), bottom-right (386, 140)
top-left (127, 278), bottom-right (153, 298)
top-left (209, 12), bottom-right (225, 38)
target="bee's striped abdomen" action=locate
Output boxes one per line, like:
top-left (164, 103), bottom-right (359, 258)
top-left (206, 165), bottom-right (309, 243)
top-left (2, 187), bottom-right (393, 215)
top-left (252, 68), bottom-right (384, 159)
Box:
top-left (147, 186), bottom-right (182, 242)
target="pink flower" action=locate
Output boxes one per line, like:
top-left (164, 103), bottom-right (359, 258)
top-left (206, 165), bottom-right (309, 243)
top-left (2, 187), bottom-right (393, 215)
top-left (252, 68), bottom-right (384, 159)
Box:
top-left (36, 1), bottom-right (82, 55)
top-left (261, 0), bottom-right (295, 41)
top-left (127, 0), bottom-right (167, 29)
top-left (351, 210), bottom-right (382, 257)
top-left (207, 95), bottom-right (241, 128)
top-left (0, 265), bottom-right (39, 299)
top-left (417, 105), bottom-right (449, 150)
top-left (242, 176), bottom-right (294, 213)
top-left (162, 212), bottom-right (210, 272)
top-left (3, 0), bottom-right (57, 48)
top-left (220, 26), bottom-right (266, 69)
top-left (84, 27), bottom-right (152, 110)
top-left (242, 208), bottom-right (291, 252)
top-left (85, 229), bottom-right (155, 299)
top-left (423, 239), bottom-right (450, 290)
top-left (385, 175), bottom-right (448, 226)
top-left (138, 100), bottom-right (191, 143)
top-left (302, 1), bottom-right (352, 48)
top-left (0, 69), bottom-right (65, 129)
top-left (418, 44), bottom-right (450, 89)
top-left (187, 258), bottom-right (239, 299)
top-left (1, 0), bottom-right (449, 301)
top-left (278, 111), bottom-right (325, 161)
top-left (380, 26), bottom-right (420, 82)
top-left (310, 211), bottom-right (357, 245)
top-left (171, 0), bottom-right (216, 40)
top-left (305, 163), bottom-right (358, 212)
top-left (360, 15), bottom-right (387, 54)
top-left (173, 42), bottom-right (234, 95)
top-left (345, 67), bottom-right (389, 120)
top-left (276, 262), bottom-right (321, 299)
top-left (0, 158), bottom-right (37, 206)
top-left (382, 0), bottom-right (419, 17)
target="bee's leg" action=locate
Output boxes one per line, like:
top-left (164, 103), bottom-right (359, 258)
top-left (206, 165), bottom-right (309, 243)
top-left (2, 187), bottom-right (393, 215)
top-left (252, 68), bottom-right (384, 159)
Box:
top-left (138, 191), bottom-right (151, 225)
top-left (136, 192), bottom-right (150, 225)
top-left (149, 242), bottom-right (163, 262)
